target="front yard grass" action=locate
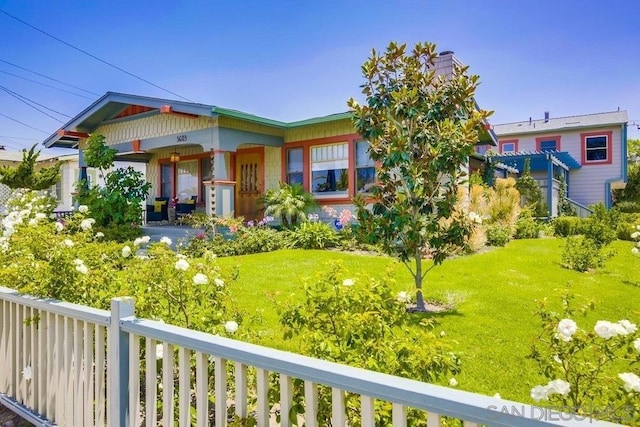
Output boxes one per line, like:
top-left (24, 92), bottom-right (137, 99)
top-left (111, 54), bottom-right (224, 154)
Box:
top-left (215, 238), bottom-right (640, 404)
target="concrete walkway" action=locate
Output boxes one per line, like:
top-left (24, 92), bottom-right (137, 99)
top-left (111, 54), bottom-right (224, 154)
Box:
top-left (140, 224), bottom-right (205, 251)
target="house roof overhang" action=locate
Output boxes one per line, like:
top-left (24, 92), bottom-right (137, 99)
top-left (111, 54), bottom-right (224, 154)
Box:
top-left (493, 151), bottom-right (582, 173)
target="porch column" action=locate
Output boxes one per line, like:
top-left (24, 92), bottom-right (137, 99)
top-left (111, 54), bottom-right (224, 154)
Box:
top-left (546, 154), bottom-right (555, 218)
top-left (204, 150), bottom-right (235, 217)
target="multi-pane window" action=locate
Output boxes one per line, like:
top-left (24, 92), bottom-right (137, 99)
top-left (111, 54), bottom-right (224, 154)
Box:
top-left (584, 135), bottom-right (608, 162)
top-left (177, 160), bottom-right (198, 200)
top-left (286, 148), bottom-right (303, 185)
top-left (355, 140), bottom-right (375, 193)
top-left (311, 143), bottom-right (349, 194)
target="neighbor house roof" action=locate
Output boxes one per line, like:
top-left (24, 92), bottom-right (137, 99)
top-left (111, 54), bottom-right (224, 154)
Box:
top-left (494, 111), bottom-right (628, 136)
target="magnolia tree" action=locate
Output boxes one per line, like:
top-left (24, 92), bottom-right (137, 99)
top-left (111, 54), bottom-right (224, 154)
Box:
top-left (348, 42), bottom-right (491, 311)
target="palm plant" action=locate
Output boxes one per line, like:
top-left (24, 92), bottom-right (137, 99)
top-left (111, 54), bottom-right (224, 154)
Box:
top-left (262, 183), bottom-right (316, 228)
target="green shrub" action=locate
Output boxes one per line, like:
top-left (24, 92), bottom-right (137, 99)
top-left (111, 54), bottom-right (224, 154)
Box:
top-left (514, 208), bottom-right (541, 239)
top-left (285, 221), bottom-right (340, 249)
top-left (614, 200), bottom-right (640, 213)
top-left (486, 224), bottom-right (510, 246)
top-left (615, 212), bottom-right (640, 241)
top-left (96, 224), bottom-right (143, 242)
top-left (581, 203), bottom-right (618, 249)
top-left (561, 236), bottom-right (613, 272)
top-left (184, 226), bottom-right (286, 257)
top-left (552, 216), bottom-right (582, 237)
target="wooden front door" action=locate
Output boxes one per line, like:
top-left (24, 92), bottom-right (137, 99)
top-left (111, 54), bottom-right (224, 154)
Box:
top-left (235, 149), bottom-right (264, 221)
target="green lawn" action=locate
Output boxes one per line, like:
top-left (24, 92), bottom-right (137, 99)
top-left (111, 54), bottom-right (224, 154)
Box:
top-left (215, 238), bottom-right (640, 403)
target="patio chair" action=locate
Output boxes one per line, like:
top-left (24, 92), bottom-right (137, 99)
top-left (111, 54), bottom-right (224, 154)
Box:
top-left (175, 195), bottom-right (197, 222)
top-left (146, 197), bottom-right (169, 223)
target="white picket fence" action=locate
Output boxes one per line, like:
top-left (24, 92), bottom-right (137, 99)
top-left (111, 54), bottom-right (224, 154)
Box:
top-left (0, 286), bottom-right (619, 427)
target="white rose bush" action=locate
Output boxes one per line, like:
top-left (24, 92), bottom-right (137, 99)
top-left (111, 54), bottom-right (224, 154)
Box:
top-left (632, 225), bottom-right (640, 256)
top-left (529, 291), bottom-right (640, 424)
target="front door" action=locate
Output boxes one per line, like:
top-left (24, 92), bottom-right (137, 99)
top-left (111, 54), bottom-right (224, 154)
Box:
top-left (235, 149), bottom-right (264, 221)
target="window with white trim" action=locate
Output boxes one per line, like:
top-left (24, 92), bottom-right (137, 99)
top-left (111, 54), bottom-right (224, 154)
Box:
top-left (501, 142), bottom-right (516, 153)
top-left (584, 135), bottom-right (609, 162)
top-left (311, 143), bottom-right (348, 194)
top-left (355, 140), bottom-right (375, 193)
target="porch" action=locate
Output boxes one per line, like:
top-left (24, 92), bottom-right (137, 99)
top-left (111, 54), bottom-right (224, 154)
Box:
top-left (0, 287), bottom-right (618, 426)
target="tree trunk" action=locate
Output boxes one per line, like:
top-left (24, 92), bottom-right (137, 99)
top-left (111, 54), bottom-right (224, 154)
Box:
top-left (414, 252), bottom-right (426, 311)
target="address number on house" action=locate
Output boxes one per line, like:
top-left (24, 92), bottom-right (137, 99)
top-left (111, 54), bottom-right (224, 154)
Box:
top-left (177, 134), bottom-right (188, 142)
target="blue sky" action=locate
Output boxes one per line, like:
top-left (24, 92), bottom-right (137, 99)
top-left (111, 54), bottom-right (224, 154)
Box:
top-left (0, 0), bottom-right (639, 153)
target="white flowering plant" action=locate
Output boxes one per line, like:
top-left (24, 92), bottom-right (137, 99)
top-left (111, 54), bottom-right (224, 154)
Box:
top-left (529, 290), bottom-right (640, 424)
top-left (632, 225), bottom-right (640, 256)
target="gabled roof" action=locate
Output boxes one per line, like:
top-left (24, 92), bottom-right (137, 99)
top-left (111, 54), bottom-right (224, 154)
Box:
top-left (494, 111), bottom-right (628, 137)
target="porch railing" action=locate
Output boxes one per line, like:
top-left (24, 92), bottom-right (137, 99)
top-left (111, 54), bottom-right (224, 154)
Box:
top-left (565, 198), bottom-right (593, 218)
top-left (0, 287), bottom-right (619, 426)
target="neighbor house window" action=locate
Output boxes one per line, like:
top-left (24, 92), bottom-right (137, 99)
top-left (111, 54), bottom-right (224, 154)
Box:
top-left (286, 148), bottom-right (303, 185)
top-left (581, 131), bottom-right (613, 165)
top-left (536, 136), bottom-right (561, 152)
top-left (311, 143), bottom-right (349, 194)
top-left (475, 145), bottom-right (488, 155)
top-left (499, 140), bottom-right (518, 153)
top-left (355, 140), bottom-right (375, 193)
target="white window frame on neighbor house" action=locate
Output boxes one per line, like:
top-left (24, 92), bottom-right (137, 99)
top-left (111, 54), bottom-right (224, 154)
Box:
top-left (499, 140), bottom-right (518, 153)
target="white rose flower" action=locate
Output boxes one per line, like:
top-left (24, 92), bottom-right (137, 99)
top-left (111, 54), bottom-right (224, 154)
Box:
top-left (95, 232), bottom-right (104, 238)
top-left (160, 236), bottom-right (172, 246)
top-left (75, 262), bottom-right (88, 275)
top-left (530, 385), bottom-right (549, 401)
top-left (175, 259), bottom-right (189, 271)
top-left (224, 321), bottom-right (238, 334)
top-left (633, 247), bottom-right (639, 255)
top-left (55, 222), bottom-right (64, 232)
top-left (193, 273), bottom-right (208, 285)
top-left (214, 278), bottom-right (224, 287)
top-left (618, 372), bottom-right (640, 392)
top-left (133, 237), bottom-right (143, 246)
top-left (546, 379), bottom-right (570, 396)
top-left (594, 320), bottom-right (618, 339)
top-left (28, 218), bottom-right (37, 226)
top-left (440, 331), bottom-right (446, 337)
top-left (22, 366), bottom-right (32, 380)
top-left (556, 319), bottom-right (577, 342)
top-left (634, 338), bottom-right (640, 353)
top-left (141, 236), bottom-right (150, 244)
top-left (35, 213), bottom-right (46, 220)
top-left (631, 231), bottom-right (640, 239)
top-left (156, 343), bottom-right (164, 360)
top-left (342, 278), bottom-right (354, 286)
top-left (122, 246), bottom-right (132, 258)
top-left (80, 219), bottom-right (94, 231)
top-left (397, 291), bottom-right (410, 303)
top-left (617, 320), bottom-right (637, 335)
top-left (78, 205), bottom-right (89, 213)
top-left (176, 253), bottom-right (187, 259)
top-left (448, 378), bottom-right (458, 387)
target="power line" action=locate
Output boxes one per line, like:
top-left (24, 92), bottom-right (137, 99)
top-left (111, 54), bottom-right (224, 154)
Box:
top-left (0, 135), bottom-right (40, 141)
top-left (0, 85), bottom-right (69, 122)
top-left (0, 58), bottom-right (99, 96)
top-left (0, 9), bottom-right (193, 102)
top-left (0, 111), bottom-right (49, 133)
top-left (0, 69), bottom-right (94, 99)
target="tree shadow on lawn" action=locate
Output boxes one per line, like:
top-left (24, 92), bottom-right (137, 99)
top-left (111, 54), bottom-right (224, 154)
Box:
top-left (403, 304), bottom-right (464, 327)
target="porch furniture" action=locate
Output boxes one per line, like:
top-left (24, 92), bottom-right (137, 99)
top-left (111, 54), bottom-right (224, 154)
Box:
top-left (146, 197), bottom-right (169, 223)
top-left (175, 195), bottom-right (197, 221)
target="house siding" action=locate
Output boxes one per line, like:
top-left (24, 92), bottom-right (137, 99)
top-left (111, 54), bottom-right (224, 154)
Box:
top-left (284, 119), bottom-right (355, 143)
top-left (96, 114), bottom-right (214, 146)
top-left (264, 146), bottom-right (281, 191)
top-left (500, 126), bottom-right (622, 207)
top-left (218, 117), bottom-right (284, 137)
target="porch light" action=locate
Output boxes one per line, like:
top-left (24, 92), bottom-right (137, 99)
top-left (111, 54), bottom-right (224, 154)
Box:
top-left (170, 151), bottom-right (180, 162)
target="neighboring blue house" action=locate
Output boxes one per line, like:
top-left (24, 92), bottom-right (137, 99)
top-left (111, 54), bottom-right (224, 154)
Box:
top-left (477, 111), bottom-right (629, 216)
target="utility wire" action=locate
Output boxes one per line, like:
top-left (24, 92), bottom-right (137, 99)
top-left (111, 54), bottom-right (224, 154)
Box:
top-left (0, 69), bottom-right (94, 99)
top-left (0, 10), bottom-right (193, 102)
top-left (0, 85), bottom-right (70, 122)
top-left (0, 111), bottom-right (49, 133)
top-left (0, 58), bottom-right (99, 96)
top-left (0, 135), bottom-right (40, 141)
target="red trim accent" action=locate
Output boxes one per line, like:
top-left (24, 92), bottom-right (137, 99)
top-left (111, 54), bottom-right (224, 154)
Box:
top-left (484, 122), bottom-right (493, 130)
top-left (160, 105), bottom-right (198, 119)
top-left (115, 105), bottom-right (154, 119)
top-left (57, 130), bottom-right (89, 138)
top-left (580, 130), bottom-right (613, 165)
top-left (131, 139), bottom-right (141, 152)
top-left (535, 135), bottom-right (561, 151)
top-left (499, 139), bottom-right (518, 153)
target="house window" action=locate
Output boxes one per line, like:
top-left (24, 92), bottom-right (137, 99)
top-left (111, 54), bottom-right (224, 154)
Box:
top-left (50, 179), bottom-right (62, 202)
top-left (311, 143), bottom-right (348, 194)
top-left (286, 148), bottom-right (303, 185)
top-left (581, 131), bottom-right (613, 165)
top-left (201, 157), bottom-right (212, 202)
top-left (536, 136), bottom-right (561, 152)
top-left (177, 160), bottom-right (198, 200)
top-left (355, 140), bottom-right (375, 193)
top-left (160, 163), bottom-right (173, 198)
top-left (499, 140), bottom-right (518, 153)
top-left (475, 145), bottom-right (488, 155)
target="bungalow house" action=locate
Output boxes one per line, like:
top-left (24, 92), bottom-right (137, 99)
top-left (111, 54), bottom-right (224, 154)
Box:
top-left (479, 111), bottom-right (629, 217)
top-left (42, 53), bottom-right (497, 222)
